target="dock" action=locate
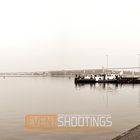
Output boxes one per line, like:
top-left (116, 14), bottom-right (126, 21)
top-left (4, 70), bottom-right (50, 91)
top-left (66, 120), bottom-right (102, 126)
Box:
top-left (112, 124), bottom-right (140, 140)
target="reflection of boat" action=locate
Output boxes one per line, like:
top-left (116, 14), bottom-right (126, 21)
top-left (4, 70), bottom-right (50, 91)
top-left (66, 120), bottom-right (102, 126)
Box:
top-left (75, 74), bottom-right (140, 84)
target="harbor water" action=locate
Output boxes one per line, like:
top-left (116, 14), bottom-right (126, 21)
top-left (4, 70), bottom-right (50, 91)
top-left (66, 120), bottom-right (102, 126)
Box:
top-left (0, 76), bottom-right (140, 140)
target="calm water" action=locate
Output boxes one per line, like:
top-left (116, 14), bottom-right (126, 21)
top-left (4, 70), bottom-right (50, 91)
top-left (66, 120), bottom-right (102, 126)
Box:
top-left (0, 76), bottom-right (140, 140)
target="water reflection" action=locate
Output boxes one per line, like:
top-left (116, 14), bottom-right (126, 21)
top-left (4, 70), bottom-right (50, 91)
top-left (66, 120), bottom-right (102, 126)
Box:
top-left (0, 77), bottom-right (139, 140)
top-left (75, 83), bottom-right (139, 90)
top-left (75, 83), bottom-right (140, 108)
top-left (75, 83), bottom-right (119, 91)
top-left (138, 86), bottom-right (140, 108)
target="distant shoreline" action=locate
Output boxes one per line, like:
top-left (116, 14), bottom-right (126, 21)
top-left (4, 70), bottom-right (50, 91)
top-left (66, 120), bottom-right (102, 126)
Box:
top-left (0, 68), bottom-right (140, 77)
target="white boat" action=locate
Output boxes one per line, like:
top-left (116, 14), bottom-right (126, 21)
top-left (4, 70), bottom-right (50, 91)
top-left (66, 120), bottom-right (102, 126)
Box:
top-left (105, 74), bottom-right (116, 80)
top-left (95, 75), bottom-right (104, 81)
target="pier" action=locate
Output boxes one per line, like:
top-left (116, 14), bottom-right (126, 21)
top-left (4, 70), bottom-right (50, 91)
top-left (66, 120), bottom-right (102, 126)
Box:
top-left (112, 124), bottom-right (140, 140)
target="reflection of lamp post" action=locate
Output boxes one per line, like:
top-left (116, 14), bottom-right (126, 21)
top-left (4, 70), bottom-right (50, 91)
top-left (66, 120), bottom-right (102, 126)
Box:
top-left (138, 87), bottom-right (140, 108)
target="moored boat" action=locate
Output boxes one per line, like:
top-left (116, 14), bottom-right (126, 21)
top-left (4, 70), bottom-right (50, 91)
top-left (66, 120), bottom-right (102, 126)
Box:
top-left (75, 74), bottom-right (140, 84)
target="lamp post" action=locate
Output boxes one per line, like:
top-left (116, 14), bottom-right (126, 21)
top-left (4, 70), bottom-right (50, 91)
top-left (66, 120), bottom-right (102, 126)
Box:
top-left (106, 55), bottom-right (108, 73)
top-left (138, 54), bottom-right (140, 73)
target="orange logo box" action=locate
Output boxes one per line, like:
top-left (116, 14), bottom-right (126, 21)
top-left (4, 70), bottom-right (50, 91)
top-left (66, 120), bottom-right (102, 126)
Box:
top-left (25, 114), bottom-right (57, 129)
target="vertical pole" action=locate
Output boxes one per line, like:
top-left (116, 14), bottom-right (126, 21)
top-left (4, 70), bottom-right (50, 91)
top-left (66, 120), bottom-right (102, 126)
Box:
top-left (106, 55), bottom-right (108, 69)
top-left (102, 66), bottom-right (104, 74)
top-left (106, 55), bottom-right (108, 74)
top-left (138, 54), bottom-right (140, 73)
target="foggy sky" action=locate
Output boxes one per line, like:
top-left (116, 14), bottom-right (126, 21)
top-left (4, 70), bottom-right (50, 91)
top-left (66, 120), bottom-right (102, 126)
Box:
top-left (0, 0), bottom-right (140, 72)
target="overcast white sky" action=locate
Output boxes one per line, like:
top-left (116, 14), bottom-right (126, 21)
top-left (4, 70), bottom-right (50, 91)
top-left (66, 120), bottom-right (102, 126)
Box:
top-left (0, 0), bottom-right (140, 72)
